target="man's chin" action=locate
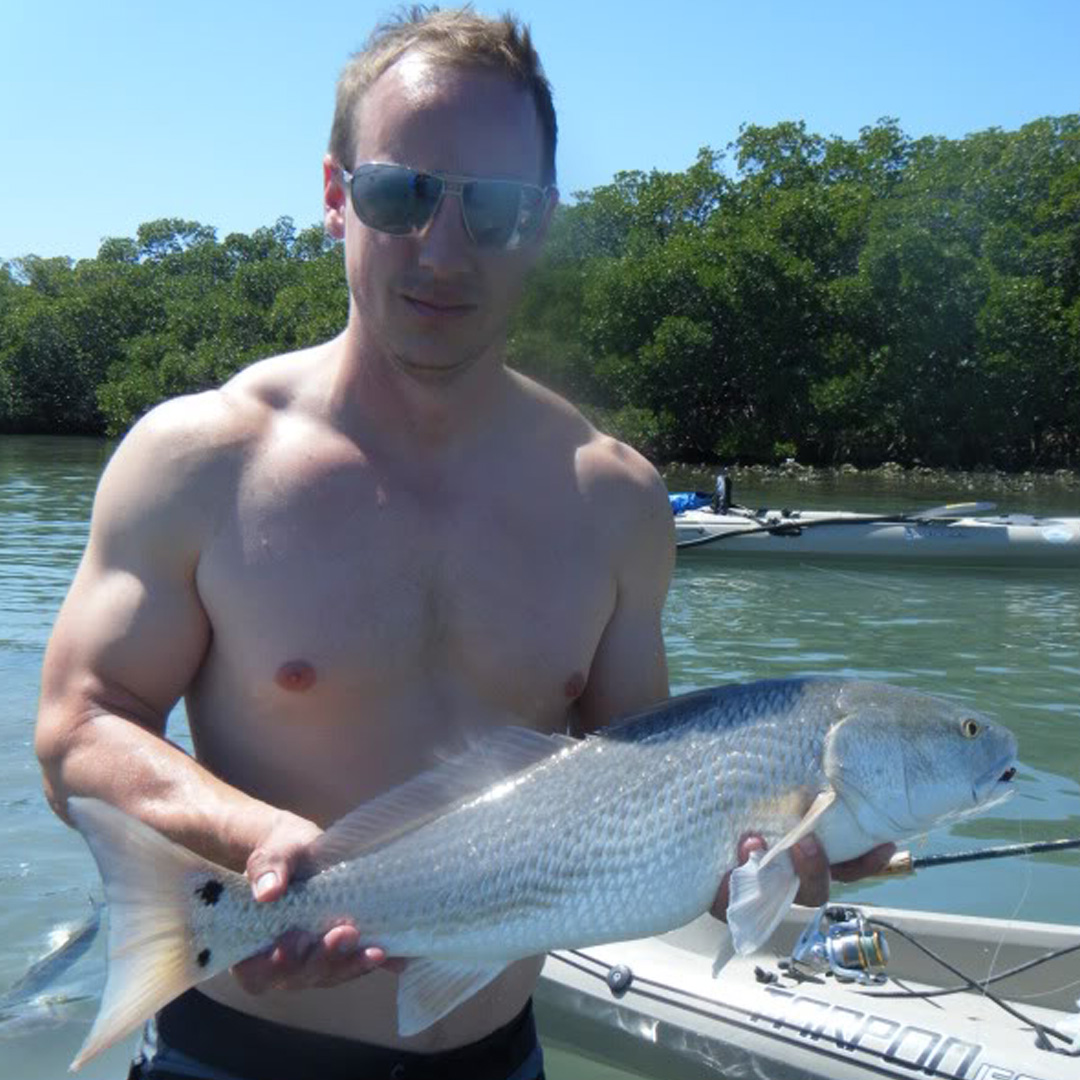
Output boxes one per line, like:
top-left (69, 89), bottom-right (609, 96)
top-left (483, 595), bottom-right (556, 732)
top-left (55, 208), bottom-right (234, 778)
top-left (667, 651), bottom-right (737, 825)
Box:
top-left (388, 348), bottom-right (486, 384)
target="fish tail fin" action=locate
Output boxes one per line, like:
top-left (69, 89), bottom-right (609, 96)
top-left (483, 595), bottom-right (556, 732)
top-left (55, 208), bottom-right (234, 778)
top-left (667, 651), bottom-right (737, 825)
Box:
top-left (67, 797), bottom-right (240, 1071)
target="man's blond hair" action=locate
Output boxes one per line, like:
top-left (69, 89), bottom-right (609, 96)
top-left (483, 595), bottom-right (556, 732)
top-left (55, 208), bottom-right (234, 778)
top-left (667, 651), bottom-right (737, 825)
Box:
top-left (329, 5), bottom-right (557, 186)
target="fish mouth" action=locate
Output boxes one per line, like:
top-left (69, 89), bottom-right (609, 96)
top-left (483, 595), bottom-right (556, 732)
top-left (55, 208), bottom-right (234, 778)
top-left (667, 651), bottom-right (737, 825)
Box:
top-left (973, 756), bottom-right (1019, 807)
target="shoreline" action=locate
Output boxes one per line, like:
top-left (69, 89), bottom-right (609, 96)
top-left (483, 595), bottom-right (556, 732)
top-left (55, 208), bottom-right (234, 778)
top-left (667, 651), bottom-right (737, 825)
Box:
top-left (661, 461), bottom-right (1080, 495)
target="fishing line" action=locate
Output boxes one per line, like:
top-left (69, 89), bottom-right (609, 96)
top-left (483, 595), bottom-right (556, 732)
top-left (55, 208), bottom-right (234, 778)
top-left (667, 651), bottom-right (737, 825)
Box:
top-left (1013, 977), bottom-right (1080, 1004)
top-left (801, 564), bottom-right (910, 595)
top-left (985, 814), bottom-right (1035, 1003)
top-left (866, 917), bottom-right (1073, 1050)
top-left (863, 941), bottom-right (1080, 1000)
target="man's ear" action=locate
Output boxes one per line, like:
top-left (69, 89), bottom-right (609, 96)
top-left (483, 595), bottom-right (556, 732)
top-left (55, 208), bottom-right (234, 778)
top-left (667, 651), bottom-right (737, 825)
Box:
top-left (323, 154), bottom-right (347, 241)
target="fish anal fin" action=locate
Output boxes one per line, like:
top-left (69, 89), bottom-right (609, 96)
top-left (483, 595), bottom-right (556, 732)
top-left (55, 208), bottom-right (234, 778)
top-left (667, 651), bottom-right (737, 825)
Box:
top-left (309, 728), bottom-right (577, 870)
top-left (396, 959), bottom-right (508, 1037)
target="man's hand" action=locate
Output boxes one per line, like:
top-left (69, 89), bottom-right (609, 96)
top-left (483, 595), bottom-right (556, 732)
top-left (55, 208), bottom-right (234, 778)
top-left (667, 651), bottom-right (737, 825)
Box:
top-left (231, 810), bottom-right (396, 993)
top-left (711, 833), bottom-right (896, 920)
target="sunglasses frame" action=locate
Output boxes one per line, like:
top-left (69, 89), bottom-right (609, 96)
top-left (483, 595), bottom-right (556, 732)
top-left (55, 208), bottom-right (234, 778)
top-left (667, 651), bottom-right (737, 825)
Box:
top-left (339, 162), bottom-right (553, 251)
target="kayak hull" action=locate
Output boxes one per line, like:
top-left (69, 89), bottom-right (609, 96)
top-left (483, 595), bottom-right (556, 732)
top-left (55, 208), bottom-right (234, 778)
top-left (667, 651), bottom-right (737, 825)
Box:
top-left (536, 906), bottom-right (1080, 1079)
top-left (674, 509), bottom-right (1080, 565)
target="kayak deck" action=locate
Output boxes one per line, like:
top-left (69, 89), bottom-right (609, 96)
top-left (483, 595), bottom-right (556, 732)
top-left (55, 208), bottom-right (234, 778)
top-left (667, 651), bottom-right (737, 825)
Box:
top-left (674, 507), bottom-right (1080, 564)
top-left (537, 906), bottom-right (1080, 1079)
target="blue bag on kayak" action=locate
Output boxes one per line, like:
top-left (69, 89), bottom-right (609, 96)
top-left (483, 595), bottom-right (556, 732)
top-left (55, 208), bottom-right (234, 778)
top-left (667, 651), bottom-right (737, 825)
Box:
top-left (669, 492), bottom-right (712, 515)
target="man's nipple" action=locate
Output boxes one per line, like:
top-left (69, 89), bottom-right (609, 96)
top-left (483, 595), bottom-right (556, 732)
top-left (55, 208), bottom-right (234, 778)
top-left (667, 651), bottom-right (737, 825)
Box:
top-left (564, 671), bottom-right (586, 700)
top-left (275, 660), bottom-right (317, 692)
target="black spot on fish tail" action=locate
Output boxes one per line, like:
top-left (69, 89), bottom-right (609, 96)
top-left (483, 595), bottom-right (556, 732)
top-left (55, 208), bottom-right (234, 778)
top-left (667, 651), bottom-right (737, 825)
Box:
top-left (197, 948), bottom-right (211, 968)
top-left (195, 880), bottom-right (224, 906)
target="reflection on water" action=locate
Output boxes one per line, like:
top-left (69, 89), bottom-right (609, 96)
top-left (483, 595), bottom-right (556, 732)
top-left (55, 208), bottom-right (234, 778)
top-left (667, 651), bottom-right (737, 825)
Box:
top-left (1, 438), bottom-right (1078, 1079)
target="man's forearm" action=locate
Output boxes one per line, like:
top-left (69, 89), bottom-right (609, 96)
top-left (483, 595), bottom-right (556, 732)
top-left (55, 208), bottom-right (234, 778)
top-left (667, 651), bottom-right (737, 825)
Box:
top-left (37, 707), bottom-right (280, 871)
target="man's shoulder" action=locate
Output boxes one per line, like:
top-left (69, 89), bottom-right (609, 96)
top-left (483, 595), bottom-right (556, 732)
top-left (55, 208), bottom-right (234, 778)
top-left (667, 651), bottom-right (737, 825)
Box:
top-left (509, 372), bottom-right (670, 530)
top-left (120, 345), bottom-right (326, 469)
top-left (97, 346), bottom-right (327, 537)
top-left (576, 432), bottom-right (672, 545)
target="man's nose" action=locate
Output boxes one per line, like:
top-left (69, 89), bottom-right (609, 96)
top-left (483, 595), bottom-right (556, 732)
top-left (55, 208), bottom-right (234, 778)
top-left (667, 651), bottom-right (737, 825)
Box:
top-left (417, 190), bottom-right (473, 271)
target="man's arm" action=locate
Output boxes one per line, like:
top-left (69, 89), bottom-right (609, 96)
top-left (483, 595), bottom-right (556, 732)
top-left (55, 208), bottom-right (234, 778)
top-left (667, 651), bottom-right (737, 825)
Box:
top-left (573, 445), bottom-right (674, 735)
top-left (36, 395), bottom-right (261, 856)
top-left (34, 395), bottom-right (381, 989)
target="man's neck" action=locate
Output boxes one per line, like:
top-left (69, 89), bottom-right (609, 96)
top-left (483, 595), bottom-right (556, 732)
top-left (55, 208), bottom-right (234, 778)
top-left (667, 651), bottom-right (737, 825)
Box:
top-left (326, 320), bottom-right (513, 459)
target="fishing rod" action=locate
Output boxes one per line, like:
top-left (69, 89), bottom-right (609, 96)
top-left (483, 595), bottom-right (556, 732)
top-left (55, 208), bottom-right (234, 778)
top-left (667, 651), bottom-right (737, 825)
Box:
top-left (877, 837), bottom-right (1080, 876)
top-left (675, 500), bottom-right (999, 550)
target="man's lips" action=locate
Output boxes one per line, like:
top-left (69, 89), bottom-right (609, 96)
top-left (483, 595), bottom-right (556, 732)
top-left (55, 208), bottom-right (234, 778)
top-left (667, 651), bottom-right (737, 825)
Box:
top-left (402, 294), bottom-right (477, 318)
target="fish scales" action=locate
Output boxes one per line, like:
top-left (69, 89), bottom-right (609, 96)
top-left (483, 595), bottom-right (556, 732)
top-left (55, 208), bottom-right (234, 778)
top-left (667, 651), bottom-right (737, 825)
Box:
top-left (304, 681), bottom-right (834, 956)
top-left (66, 677), bottom-right (1019, 1068)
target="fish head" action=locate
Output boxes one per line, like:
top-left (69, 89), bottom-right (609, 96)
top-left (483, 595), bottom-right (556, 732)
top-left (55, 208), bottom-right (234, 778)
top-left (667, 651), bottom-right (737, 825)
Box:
top-left (823, 681), bottom-right (1019, 843)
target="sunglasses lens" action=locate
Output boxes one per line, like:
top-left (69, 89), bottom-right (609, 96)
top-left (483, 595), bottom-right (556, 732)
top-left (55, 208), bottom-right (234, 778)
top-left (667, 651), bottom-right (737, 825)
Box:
top-left (461, 181), bottom-right (524, 248)
top-left (348, 165), bottom-right (546, 249)
top-left (350, 166), bottom-right (441, 234)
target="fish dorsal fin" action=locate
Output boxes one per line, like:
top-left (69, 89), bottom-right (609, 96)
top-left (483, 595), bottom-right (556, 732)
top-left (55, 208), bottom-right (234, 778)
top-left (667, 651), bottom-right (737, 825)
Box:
top-left (308, 727), bottom-right (578, 870)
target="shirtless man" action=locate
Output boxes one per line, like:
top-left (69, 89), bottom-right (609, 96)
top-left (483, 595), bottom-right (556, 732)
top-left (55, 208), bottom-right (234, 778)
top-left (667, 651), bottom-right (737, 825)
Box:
top-left (35, 10), bottom-right (889, 1080)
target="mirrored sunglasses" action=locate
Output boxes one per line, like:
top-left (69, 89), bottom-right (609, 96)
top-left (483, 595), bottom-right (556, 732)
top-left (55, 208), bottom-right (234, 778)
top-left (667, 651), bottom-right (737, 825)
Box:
top-left (341, 163), bottom-right (551, 251)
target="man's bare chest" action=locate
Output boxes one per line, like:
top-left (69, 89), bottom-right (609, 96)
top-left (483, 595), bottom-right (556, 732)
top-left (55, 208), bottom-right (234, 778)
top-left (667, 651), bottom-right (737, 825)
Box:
top-left (194, 454), bottom-right (616, 717)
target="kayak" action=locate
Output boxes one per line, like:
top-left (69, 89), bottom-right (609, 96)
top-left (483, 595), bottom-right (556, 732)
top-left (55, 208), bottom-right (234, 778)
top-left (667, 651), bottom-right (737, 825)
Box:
top-left (536, 904), bottom-right (1080, 1079)
top-left (671, 503), bottom-right (1080, 565)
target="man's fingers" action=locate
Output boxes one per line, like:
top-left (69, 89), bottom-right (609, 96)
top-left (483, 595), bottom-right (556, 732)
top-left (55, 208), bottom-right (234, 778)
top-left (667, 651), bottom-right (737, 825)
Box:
top-left (712, 833), bottom-right (899, 925)
top-left (244, 813), bottom-right (324, 903)
top-left (231, 930), bottom-right (316, 993)
top-left (737, 834), bottom-right (767, 863)
top-left (790, 835), bottom-right (831, 908)
top-left (246, 848), bottom-right (290, 902)
top-left (230, 925), bottom-right (391, 993)
top-left (711, 833), bottom-right (766, 919)
top-left (322, 924), bottom-right (362, 956)
top-left (281, 932), bottom-right (388, 989)
top-left (831, 842), bottom-right (897, 883)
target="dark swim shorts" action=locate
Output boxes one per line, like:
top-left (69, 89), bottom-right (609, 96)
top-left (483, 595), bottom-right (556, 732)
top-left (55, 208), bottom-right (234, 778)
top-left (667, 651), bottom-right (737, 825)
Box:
top-left (126, 988), bottom-right (545, 1080)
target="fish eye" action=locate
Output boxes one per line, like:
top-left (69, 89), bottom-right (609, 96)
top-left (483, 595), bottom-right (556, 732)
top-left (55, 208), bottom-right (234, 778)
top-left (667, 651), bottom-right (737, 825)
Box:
top-left (960, 718), bottom-right (981, 738)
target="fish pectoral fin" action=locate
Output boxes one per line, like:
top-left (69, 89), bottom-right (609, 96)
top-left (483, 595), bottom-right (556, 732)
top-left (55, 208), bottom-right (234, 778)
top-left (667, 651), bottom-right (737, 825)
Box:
top-left (726, 790), bottom-right (838, 956)
top-left (396, 958), bottom-right (509, 1037)
top-left (726, 849), bottom-right (800, 955)
top-left (711, 923), bottom-right (736, 977)
top-left (757, 789), bottom-right (837, 870)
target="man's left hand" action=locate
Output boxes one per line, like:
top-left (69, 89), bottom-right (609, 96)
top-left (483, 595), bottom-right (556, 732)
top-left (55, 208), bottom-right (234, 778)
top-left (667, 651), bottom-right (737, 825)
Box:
top-left (710, 833), bottom-right (896, 919)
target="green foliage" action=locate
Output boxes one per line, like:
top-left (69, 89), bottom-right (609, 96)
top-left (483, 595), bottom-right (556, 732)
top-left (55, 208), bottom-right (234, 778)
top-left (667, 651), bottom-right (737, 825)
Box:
top-left (3, 114), bottom-right (1079, 469)
top-left (0, 216), bottom-right (346, 434)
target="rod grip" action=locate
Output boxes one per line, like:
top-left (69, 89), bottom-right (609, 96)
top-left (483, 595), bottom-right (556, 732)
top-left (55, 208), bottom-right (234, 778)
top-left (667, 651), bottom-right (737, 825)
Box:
top-left (874, 850), bottom-right (915, 877)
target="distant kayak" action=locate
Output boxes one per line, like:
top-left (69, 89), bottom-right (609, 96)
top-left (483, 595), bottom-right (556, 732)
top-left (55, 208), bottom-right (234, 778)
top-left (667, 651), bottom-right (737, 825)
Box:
top-left (671, 497), bottom-right (1080, 565)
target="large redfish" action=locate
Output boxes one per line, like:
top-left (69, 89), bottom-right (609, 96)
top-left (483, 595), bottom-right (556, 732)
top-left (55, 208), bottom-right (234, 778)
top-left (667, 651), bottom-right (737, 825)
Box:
top-left (68, 678), bottom-right (1018, 1068)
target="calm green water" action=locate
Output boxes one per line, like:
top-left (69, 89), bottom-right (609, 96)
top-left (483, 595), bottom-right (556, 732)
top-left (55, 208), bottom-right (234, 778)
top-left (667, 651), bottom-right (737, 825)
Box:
top-left (1, 437), bottom-right (1078, 1078)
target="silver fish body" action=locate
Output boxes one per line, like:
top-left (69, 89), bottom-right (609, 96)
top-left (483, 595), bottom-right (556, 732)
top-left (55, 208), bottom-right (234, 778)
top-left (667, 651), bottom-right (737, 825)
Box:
top-left (69, 677), bottom-right (1018, 1067)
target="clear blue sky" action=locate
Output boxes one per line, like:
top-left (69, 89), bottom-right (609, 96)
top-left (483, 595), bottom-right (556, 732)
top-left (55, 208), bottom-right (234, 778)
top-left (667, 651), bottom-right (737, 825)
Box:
top-left (3, 0), bottom-right (1078, 263)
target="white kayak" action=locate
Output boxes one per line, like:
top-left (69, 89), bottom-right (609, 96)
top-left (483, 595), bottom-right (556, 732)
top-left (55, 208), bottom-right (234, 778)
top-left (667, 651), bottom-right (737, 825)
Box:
top-left (673, 504), bottom-right (1080, 565)
top-left (536, 904), bottom-right (1080, 1079)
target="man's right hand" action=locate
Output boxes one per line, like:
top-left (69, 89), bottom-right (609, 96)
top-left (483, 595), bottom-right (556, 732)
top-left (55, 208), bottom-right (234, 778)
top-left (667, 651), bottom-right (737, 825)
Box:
top-left (231, 810), bottom-right (396, 993)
